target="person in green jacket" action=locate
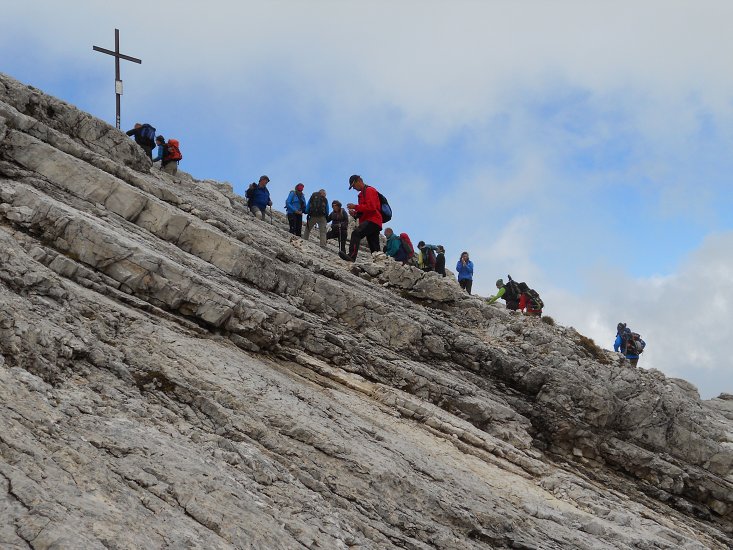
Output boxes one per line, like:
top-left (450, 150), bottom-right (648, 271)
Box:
top-left (487, 277), bottom-right (521, 310)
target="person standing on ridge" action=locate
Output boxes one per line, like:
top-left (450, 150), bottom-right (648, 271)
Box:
top-left (614, 323), bottom-right (645, 367)
top-left (304, 189), bottom-right (330, 248)
top-left (487, 276), bottom-right (521, 310)
top-left (326, 200), bottom-right (349, 253)
top-left (246, 176), bottom-right (272, 220)
top-left (339, 175), bottom-right (382, 262)
top-left (455, 251), bottom-right (474, 294)
top-left (285, 183), bottom-right (306, 236)
top-left (126, 122), bottom-right (156, 160)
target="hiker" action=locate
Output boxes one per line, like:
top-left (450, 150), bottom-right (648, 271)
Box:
top-left (614, 323), bottom-right (645, 367)
top-left (417, 241), bottom-right (438, 271)
top-left (303, 189), bottom-right (329, 248)
top-left (435, 245), bottom-right (446, 277)
top-left (326, 200), bottom-right (349, 253)
top-left (518, 283), bottom-right (543, 317)
top-left (151, 135), bottom-right (181, 175)
top-left (455, 251), bottom-right (474, 294)
top-left (285, 183), bottom-right (306, 236)
top-left (487, 276), bottom-right (521, 310)
top-left (339, 175), bottom-right (382, 262)
top-left (126, 122), bottom-right (156, 160)
top-left (383, 228), bottom-right (410, 263)
top-left (246, 176), bottom-right (272, 220)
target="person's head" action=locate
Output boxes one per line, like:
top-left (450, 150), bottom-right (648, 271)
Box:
top-left (295, 183), bottom-right (304, 192)
top-left (319, 188), bottom-right (327, 197)
top-left (134, 122), bottom-right (142, 129)
top-left (384, 228), bottom-right (394, 237)
top-left (331, 200), bottom-right (342, 211)
top-left (437, 245), bottom-right (445, 254)
top-left (259, 175), bottom-right (270, 186)
top-left (348, 174), bottom-right (364, 191)
top-left (617, 322), bottom-right (626, 333)
top-left (417, 240), bottom-right (426, 249)
top-left (495, 278), bottom-right (504, 289)
top-left (461, 251), bottom-right (469, 261)
top-left (156, 135), bottom-right (165, 145)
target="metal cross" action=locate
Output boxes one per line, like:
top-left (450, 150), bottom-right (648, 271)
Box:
top-left (92, 29), bottom-right (142, 129)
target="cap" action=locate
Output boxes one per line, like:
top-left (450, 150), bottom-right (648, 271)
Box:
top-left (259, 175), bottom-right (270, 183)
top-left (348, 174), bottom-right (361, 189)
top-left (295, 183), bottom-right (304, 191)
top-left (496, 279), bottom-right (504, 287)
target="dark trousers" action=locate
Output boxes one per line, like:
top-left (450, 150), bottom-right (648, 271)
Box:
top-left (348, 221), bottom-right (381, 259)
top-left (459, 279), bottom-right (473, 295)
top-left (141, 143), bottom-right (154, 160)
top-left (505, 299), bottom-right (519, 311)
top-left (327, 227), bottom-right (348, 252)
top-left (287, 213), bottom-right (303, 236)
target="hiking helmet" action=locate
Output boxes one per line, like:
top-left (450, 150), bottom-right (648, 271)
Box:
top-left (496, 279), bottom-right (504, 288)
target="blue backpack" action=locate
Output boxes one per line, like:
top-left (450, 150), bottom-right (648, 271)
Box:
top-left (376, 191), bottom-right (392, 223)
top-left (139, 124), bottom-right (156, 145)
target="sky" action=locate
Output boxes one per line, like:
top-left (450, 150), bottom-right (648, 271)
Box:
top-left (1, 1), bottom-right (731, 399)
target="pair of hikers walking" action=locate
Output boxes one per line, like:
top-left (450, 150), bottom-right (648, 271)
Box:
top-left (126, 123), bottom-right (182, 174)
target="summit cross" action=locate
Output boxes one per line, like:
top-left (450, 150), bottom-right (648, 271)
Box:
top-left (92, 28), bottom-right (142, 129)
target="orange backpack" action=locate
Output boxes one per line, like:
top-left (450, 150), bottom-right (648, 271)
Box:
top-left (165, 139), bottom-right (183, 162)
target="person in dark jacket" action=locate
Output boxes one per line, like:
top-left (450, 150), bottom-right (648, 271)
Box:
top-left (455, 251), bottom-right (474, 294)
top-left (327, 200), bottom-right (349, 253)
top-left (285, 183), bottom-right (306, 236)
top-left (339, 175), bottom-right (382, 262)
top-left (435, 245), bottom-right (446, 277)
top-left (246, 176), bottom-right (272, 219)
top-left (126, 122), bottom-right (155, 160)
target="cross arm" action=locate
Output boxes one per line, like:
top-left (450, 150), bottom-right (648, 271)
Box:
top-left (92, 46), bottom-right (142, 64)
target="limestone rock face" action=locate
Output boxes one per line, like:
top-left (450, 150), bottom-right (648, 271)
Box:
top-left (1, 72), bottom-right (732, 549)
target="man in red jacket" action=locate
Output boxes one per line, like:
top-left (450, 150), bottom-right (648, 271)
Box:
top-left (339, 174), bottom-right (383, 262)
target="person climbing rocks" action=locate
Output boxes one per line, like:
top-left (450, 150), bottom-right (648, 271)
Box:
top-left (126, 122), bottom-right (156, 160)
top-left (326, 200), bottom-right (349, 253)
top-left (435, 245), bottom-right (446, 277)
top-left (487, 276), bottom-right (521, 310)
top-left (304, 189), bottom-right (329, 248)
top-left (518, 282), bottom-right (543, 317)
top-left (151, 135), bottom-right (182, 175)
top-left (285, 183), bottom-right (306, 236)
top-left (455, 251), bottom-right (474, 294)
top-left (152, 135), bottom-right (166, 164)
top-left (246, 176), bottom-right (272, 220)
top-left (614, 322), bottom-right (645, 367)
top-left (339, 175), bottom-right (382, 262)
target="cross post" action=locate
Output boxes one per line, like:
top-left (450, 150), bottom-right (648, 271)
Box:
top-left (93, 29), bottom-right (142, 129)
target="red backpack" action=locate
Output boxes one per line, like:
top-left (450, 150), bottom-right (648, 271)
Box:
top-left (399, 232), bottom-right (415, 259)
top-left (165, 139), bottom-right (183, 162)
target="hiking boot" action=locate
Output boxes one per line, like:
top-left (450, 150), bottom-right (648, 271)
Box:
top-left (339, 251), bottom-right (355, 262)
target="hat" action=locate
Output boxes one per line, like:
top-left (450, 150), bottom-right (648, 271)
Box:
top-left (496, 279), bottom-right (504, 288)
top-left (348, 174), bottom-right (361, 189)
top-left (295, 183), bottom-right (304, 191)
top-left (259, 175), bottom-right (270, 183)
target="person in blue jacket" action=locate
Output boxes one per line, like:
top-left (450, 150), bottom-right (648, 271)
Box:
top-left (455, 251), bottom-right (474, 294)
top-left (285, 183), bottom-right (306, 236)
top-left (614, 323), bottom-right (641, 367)
top-left (246, 176), bottom-right (272, 220)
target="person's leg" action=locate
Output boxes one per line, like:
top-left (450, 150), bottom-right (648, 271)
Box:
top-left (287, 214), bottom-right (297, 235)
top-left (339, 229), bottom-right (347, 252)
top-left (295, 215), bottom-right (302, 236)
top-left (629, 357), bottom-right (639, 368)
top-left (459, 279), bottom-right (468, 292)
top-left (318, 217), bottom-right (327, 248)
top-left (465, 280), bottom-right (473, 295)
top-left (303, 218), bottom-right (314, 240)
top-left (249, 206), bottom-right (260, 217)
top-left (345, 222), bottom-right (370, 259)
top-left (143, 144), bottom-right (153, 160)
top-left (365, 224), bottom-right (381, 252)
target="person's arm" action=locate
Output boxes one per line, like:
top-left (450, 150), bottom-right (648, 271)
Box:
top-left (613, 334), bottom-right (622, 352)
top-left (266, 188), bottom-right (272, 206)
top-left (305, 197), bottom-right (311, 215)
top-left (467, 261), bottom-right (474, 277)
top-left (126, 128), bottom-right (136, 137)
top-left (353, 187), bottom-right (380, 216)
top-left (487, 287), bottom-right (505, 304)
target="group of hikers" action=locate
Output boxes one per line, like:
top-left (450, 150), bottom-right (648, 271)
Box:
top-left (126, 122), bottom-right (183, 175)
top-left (125, 133), bottom-right (647, 368)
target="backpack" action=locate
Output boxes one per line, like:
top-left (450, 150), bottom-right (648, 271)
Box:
top-left (399, 232), bottom-right (415, 259)
top-left (308, 193), bottom-right (327, 217)
top-left (139, 124), bottom-right (156, 145)
top-left (623, 330), bottom-right (646, 355)
top-left (525, 288), bottom-right (544, 310)
top-left (377, 191), bottom-right (392, 223)
top-left (165, 139), bottom-right (183, 162)
top-left (422, 245), bottom-right (437, 270)
top-left (504, 278), bottom-right (521, 300)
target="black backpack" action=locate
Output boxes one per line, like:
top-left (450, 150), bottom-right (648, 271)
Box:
top-left (526, 288), bottom-right (544, 310)
top-left (308, 193), bottom-right (327, 217)
top-left (139, 124), bottom-right (156, 145)
top-left (623, 330), bottom-right (646, 355)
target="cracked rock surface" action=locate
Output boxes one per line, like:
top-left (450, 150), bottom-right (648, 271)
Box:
top-left (1, 71), bottom-right (732, 549)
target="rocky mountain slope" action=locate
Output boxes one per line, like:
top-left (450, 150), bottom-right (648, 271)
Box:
top-left (1, 72), bottom-right (731, 549)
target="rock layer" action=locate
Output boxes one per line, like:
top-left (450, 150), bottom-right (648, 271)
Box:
top-left (1, 72), bottom-right (731, 549)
